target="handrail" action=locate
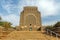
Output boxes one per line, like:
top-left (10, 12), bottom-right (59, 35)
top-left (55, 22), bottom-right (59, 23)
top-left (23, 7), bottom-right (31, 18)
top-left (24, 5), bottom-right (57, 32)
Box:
top-left (46, 29), bottom-right (60, 40)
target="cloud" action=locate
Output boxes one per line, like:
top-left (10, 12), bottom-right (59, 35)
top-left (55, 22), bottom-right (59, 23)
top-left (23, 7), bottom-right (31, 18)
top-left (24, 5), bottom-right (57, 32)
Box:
top-left (18, 0), bottom-right (60, 17)
top-left (36, 0), bottom-right (60, 17)
top-left (42, 21), bottom-right (57, 26)
top-left (1, 0), bottom-right (19, 14)
top-left (1, 14), bottom-right (19, 26)
top-left (0, 0), bottom-right (60, 26)
top-left (0, 0), bottom-right (20, 26)
top-left (1, 0), bottom-right (60, 17)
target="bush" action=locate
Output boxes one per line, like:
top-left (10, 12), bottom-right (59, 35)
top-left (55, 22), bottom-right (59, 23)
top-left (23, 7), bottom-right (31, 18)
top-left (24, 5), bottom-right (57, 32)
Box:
top-left (53, 22), bottom-right (60, 28)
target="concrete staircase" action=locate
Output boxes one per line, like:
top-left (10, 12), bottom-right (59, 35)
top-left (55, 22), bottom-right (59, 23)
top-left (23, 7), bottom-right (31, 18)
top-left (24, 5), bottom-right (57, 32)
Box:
top-left (1, 31), bottom-right (60, 40)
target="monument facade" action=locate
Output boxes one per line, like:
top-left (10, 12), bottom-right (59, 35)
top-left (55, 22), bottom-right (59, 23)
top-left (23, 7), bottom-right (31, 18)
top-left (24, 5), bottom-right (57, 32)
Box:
top-left (19, 6), bottom-right (42, 31)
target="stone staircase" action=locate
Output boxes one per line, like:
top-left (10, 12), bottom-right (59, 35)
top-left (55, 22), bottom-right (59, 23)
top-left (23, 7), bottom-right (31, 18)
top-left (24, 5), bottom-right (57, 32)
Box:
top-left (1, 31), bottom-right (60, 40)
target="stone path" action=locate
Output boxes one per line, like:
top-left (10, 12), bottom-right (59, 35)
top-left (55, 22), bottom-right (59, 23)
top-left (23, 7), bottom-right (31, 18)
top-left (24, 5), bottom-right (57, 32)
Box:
top-left (0, 31), bottom-right (60, 40)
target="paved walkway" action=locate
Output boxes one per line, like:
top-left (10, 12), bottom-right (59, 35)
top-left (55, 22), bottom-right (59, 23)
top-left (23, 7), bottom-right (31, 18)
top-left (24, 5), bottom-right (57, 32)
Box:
top-left (0, 31), bottom-right (60, 40)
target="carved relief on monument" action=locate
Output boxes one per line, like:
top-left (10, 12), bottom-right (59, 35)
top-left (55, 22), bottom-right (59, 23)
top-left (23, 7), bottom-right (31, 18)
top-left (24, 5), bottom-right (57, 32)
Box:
top-left (19, 6), bottom-right (42, 31)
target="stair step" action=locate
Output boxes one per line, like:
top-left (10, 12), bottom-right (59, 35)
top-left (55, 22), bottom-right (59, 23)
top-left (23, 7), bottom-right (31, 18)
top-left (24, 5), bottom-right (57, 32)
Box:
top-left (1, 31), bottom-right (60, 40)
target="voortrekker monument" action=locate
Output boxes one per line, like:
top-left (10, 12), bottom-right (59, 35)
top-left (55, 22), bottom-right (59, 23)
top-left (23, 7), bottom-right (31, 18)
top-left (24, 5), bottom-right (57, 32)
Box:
top-left (19, 6), bottom-right (42, 31)
top-left (1, 6), bottom-right (60, 40)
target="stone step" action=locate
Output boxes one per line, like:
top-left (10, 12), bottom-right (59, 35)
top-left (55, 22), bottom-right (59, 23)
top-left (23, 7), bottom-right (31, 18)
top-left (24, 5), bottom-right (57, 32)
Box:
top-left (1, 31), bottom-right (60, 40)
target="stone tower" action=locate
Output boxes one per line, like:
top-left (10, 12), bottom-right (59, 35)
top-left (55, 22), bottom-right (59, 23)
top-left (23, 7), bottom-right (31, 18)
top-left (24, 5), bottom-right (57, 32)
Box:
top-left (19, 6), bottom-right (42, 31)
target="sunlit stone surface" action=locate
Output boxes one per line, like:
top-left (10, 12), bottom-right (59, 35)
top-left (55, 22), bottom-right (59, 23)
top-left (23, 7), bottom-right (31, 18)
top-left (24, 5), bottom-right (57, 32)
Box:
top-left (19, 6), bottom-right (42, 31)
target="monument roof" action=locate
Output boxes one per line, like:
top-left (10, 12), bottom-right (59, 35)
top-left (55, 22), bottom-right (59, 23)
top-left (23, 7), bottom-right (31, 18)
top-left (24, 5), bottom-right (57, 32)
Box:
top-left (24, 6), bottom-right (38, 10)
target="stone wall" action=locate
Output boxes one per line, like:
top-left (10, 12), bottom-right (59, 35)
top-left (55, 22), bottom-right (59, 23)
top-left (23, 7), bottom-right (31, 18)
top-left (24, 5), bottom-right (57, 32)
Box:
top-left (19, 6), bottom-right (42, 31)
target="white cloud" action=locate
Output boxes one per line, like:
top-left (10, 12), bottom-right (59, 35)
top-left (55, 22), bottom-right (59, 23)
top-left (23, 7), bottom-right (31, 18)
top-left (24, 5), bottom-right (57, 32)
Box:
top-left (37, 0), bottom-right (58, 17)
top-left (1, 0), bottom-right (12, 13)
top-left (42, 21), bottom-right (58, 26)
top-left (1, 0), bottom-right (19, 14)
top-left (1, 14), bottom-right (19, 26)
top-left (1, 0), bottom-right (60, 17)
top-left (0, 0), bottom-right (60, 26)
top-left (18, 0), bottom-right (60, 17)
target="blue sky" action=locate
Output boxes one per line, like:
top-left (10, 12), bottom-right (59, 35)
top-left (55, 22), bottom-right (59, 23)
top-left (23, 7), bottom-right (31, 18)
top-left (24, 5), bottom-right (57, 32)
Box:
top-left (0, 0), bottom-right (60, 26)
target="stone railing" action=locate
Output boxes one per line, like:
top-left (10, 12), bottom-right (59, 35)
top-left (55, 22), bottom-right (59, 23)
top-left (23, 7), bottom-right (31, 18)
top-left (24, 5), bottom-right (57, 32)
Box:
top-left (46, 29), bottom-right (60, 40)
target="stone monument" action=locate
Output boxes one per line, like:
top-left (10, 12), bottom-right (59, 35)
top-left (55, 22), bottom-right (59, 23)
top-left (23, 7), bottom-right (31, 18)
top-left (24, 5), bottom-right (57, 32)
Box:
top-left (19, 6), bottom-right (42, 31)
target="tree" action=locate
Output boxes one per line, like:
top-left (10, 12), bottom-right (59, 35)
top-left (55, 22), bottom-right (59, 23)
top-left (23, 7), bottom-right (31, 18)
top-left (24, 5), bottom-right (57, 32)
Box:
top-left (53, 22), bottom-right (60, 28)
top-left (0, 17), bottom-right (1, 20)
top-left (0, 22), bottom-right (4, 26)
top-left (3, 22), bottom-right (12, 28)
top-left (0, 16), bottom-right (2, 21)
top-left (45, 26), bottom-right (54, 31)
top-left (0, 21), bottom-right (12, 29)
top-left (0, 16), bottom-right (13, 30)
